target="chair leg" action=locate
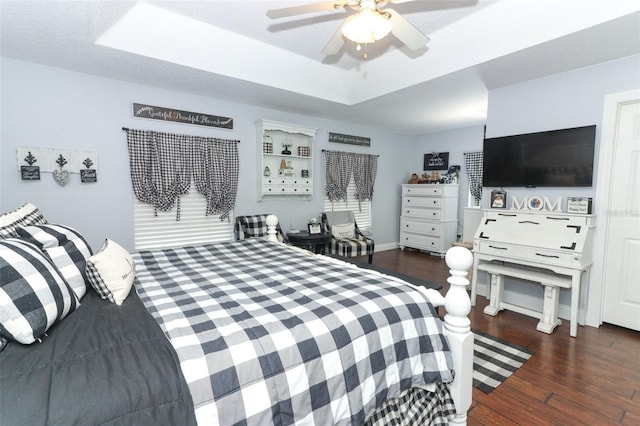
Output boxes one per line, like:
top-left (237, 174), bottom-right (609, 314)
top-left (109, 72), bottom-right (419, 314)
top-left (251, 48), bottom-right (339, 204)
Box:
top-left (368, 253), bottom-right (373, 264)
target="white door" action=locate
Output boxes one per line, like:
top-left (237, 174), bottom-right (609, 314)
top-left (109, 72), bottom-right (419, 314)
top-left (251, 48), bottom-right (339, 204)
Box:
top-left (602, 97), bottom-right (640, 331)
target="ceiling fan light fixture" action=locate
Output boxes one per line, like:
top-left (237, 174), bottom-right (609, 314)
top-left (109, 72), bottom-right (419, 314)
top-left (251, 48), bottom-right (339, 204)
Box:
top-left (342, 8), bottom-right (392, 44)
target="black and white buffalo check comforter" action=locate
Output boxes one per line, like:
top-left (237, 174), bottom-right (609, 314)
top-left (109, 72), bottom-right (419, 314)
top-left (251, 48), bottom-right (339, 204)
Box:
top-left (134, 239), bottom-right (454, 426)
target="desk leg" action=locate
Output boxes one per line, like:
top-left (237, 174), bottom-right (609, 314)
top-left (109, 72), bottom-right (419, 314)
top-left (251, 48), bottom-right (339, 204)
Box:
top-left (537, 285), bottom-right (562, 334)
top-left (570, 271), bottom-right (582, 338)
top-left (483, 274), bottom-right (503, 316)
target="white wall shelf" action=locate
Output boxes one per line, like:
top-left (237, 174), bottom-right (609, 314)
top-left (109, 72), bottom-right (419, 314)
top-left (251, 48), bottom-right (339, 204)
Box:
top-left (256, 119), bottom-right (316, 201)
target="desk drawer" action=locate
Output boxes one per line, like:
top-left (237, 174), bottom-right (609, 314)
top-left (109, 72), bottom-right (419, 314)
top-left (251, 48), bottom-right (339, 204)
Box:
top-left (476, 241), bottom-right (575, 266)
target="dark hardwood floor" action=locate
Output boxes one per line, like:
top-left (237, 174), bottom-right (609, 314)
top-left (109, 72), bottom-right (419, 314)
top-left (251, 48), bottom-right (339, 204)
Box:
top-left (353, 249), bottom-right (640, 425)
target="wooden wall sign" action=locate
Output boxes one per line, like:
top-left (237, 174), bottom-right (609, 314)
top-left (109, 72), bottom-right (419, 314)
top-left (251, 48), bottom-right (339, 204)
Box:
top-left (132, 103), bottom-right (233, 129)
top-left (328, 132), bottom-right (371, 147)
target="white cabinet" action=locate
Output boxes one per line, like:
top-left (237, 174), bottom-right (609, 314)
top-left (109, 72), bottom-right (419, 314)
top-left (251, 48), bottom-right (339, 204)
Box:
top-left (256, 119), bottom-right (316, 200)
top-left (399, 184), bottom-right (459, 256)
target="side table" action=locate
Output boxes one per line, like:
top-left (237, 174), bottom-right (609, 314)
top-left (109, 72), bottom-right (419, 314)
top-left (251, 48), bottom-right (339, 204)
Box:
top-left (287, 231), bottom-right (331, 254)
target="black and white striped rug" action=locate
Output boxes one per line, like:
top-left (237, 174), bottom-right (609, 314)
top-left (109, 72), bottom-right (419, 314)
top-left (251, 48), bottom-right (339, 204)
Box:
top-left (473, 329), bottom-right (534, 393)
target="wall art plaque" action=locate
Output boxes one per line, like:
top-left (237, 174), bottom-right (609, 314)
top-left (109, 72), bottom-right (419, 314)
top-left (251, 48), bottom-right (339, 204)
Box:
top-left (132, 103), bottom-right (233, 129)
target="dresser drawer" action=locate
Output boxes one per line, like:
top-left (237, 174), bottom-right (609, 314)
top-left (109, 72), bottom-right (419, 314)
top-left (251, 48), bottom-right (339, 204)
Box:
top-left (402, 186), bottom-right (444, 196)
top-left (401, 218), bottom-right (441, 236)
top-left (402, 196), bottom-right (442, 208)
top-left (400, 232), bottom-right (443, 251)
top-left (402, 206), bottom-right (442, 220)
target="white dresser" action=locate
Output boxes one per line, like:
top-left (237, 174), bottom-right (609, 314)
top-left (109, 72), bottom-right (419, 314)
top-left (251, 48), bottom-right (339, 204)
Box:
top-left (399, 184), bottom-right (459, 256)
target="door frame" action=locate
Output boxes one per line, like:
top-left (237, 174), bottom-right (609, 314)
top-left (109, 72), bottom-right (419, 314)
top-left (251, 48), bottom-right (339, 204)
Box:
top-left (590, 89), bottom-right (640, 326)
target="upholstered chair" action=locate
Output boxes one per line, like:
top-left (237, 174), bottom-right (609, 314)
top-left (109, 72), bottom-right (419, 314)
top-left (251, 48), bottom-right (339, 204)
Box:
top-left (321, 211), bottom-right (374, 264)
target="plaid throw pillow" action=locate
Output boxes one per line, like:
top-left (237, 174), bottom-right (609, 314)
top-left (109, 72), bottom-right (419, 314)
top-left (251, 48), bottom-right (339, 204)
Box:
top-left (85, 239), bottom-right (135, 306)
top-left (17, 224), bottom-right (93, 300)
top-left (0, 239), bottom-right (79, 344)
top-left (0, 203), bottom-right (46, 239)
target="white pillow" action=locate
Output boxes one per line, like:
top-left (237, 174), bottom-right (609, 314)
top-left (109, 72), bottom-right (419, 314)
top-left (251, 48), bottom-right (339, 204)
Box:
top-left (331, 223), bottom-right (355, 239)
top-left (85, 239), bottom-right (135, 305)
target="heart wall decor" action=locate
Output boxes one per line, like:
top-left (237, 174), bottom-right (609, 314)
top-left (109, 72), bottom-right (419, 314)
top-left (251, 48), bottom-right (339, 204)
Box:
top-left (53, 169), bottom-right (71, 186)
top-left (53, 154), bottom-right (70, 186)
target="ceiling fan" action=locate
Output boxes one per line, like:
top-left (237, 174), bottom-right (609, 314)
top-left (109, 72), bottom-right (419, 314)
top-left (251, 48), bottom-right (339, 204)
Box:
top-left (267, 0), bottom-right (430, 58)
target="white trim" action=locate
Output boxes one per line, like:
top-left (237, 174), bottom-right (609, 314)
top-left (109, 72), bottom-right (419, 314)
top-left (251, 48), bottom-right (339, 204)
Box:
top-left (591, 89), bottom-right (640, 327)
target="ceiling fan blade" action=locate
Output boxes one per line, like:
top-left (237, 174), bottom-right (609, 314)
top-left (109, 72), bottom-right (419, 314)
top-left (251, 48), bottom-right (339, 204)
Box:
top-left (386, 8), bottom-right (429, 50)
top-left (267, 1), bottom-right (348, 19)
top-left (322, 20), bottom-right (348, 55)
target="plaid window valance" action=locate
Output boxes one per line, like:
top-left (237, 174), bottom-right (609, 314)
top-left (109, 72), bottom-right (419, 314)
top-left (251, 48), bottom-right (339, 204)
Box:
top-left (126, 128), bottom-right (239, 220)
top-left (323, 150), bottom-right (378, 211)
top-left (464, 151), bottom-right (483, 205)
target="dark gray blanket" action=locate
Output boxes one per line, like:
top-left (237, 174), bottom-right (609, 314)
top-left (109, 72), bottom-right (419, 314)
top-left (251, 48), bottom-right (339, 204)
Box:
top-left (0, 289), bottom-right (196, 426)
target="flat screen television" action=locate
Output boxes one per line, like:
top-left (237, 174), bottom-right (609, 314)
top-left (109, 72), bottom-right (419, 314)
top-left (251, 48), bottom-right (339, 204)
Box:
top-left (482, 125), bottom-right (596, 187)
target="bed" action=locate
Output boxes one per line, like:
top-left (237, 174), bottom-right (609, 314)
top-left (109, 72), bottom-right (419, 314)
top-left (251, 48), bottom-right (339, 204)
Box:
top-left (0, 205), bottom-right (473, 425)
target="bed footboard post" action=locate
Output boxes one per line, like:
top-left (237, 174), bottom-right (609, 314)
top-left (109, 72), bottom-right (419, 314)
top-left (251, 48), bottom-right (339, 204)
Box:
top-left (265, 215), bottom-right (279, 242)
top-left (444, 246), bottom-right (474, 425)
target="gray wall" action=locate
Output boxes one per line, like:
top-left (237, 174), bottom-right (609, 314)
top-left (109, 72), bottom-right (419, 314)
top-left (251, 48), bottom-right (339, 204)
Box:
top-left (1, 58), bottom-right (412, 252)
top-left (411, 125), bottom-right (486, 237)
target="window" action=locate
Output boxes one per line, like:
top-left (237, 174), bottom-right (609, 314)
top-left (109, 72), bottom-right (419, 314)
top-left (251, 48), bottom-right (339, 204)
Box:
top-left (133, 187), bottom-right (233, 250)
top-left (322, 180), bottom-right (371, 230)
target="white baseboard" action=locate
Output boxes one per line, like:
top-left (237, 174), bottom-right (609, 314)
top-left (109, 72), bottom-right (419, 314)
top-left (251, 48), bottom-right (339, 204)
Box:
top-left (375, 242), bottom-right (399, 252)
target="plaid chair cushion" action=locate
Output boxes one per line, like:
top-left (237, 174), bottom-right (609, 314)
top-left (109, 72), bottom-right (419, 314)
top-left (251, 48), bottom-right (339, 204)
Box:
top-left (321, 211), bottom-right (374, 263)
top-left (0, 203), bottom-right (47, 239)
top-left (330, 236), bottom-right (375, 258)
top-left (0, 239), bottom-right (79, 344)
top-left (235, 215), bottom-right (285, 242)
top-left (17, 224), bottom-right (93, 300)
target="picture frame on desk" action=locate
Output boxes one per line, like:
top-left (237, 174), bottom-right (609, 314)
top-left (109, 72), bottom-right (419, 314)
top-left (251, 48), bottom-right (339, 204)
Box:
top-left (308, 223), bottom-right (323, 234)
top-left (491, 190), bottom-right (507, 208)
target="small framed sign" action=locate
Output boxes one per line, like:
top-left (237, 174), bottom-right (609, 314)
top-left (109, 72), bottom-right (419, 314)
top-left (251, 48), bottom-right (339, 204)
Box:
top-left (424, 152), bottom-right (449, 171)
top-left (308, 223), bottom-right (322, 234)
top-left (567, 197), bottom-right (592, 214)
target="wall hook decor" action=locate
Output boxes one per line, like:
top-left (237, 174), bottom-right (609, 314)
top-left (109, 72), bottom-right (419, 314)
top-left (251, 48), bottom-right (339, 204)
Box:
top-left (53, 154), bottom-right (70, 186)
top-left (81, 157), bottom-right (97, 183)
top-left (21, 151), bottom-right (41, 180)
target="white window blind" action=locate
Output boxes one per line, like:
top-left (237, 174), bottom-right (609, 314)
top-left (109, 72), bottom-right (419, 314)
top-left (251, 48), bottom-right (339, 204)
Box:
top-left (322, 180), bottom-right (371, 230)
top-left (133, 187), bottom-right (233, 250)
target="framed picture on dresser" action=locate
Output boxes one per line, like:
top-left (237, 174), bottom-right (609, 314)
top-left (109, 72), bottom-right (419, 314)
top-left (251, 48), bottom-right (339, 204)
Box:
top-left (491, 190), bottom-right (507, 208)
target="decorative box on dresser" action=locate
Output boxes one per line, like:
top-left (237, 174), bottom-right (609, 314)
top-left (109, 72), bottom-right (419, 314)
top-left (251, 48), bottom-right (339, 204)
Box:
top-left (256, 119), bottom-right (316, 200)
top-left (399, 184), bottom-right (459, 257)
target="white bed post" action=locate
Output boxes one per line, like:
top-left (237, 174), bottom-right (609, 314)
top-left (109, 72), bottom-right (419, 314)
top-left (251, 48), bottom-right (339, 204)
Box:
top-left (444, 246), bottom-right (474, 425)
top-left (265, 214), bottom-right (279, 242)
